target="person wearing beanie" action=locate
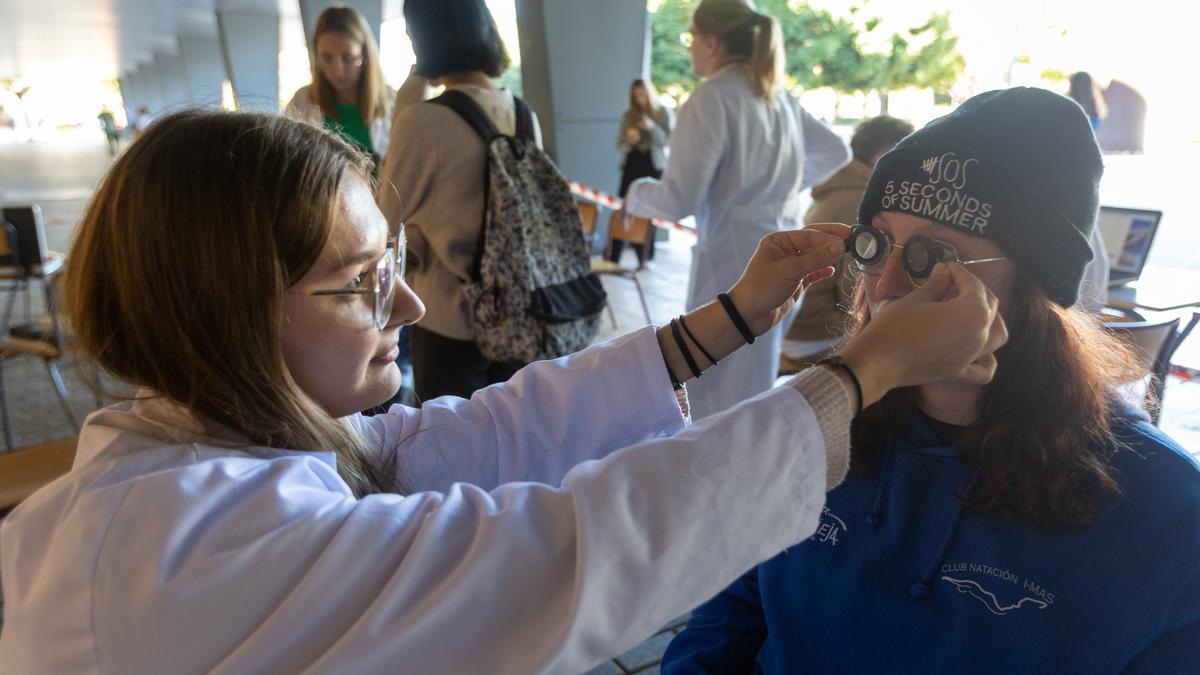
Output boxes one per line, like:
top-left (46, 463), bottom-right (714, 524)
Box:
top-left (662, 88), bottom-right (1200, 674)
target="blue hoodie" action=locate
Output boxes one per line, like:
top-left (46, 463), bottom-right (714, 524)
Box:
top-left (663, 411), bottom-right (1200, 674)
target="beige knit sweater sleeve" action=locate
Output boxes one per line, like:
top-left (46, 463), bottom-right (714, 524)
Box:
top-left (377, 103), bottom-right (490, 341)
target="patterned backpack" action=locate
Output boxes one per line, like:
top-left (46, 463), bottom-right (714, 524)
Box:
top-left (433, 91), bottom-right (607, 363)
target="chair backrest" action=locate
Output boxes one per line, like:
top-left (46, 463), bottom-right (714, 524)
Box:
top-left (0, 220), bottom-right (16, 265)
top-left (0, 205), bottom-right (48, 278)
top-left (607, 210), bottom-right (652, 245)
top-left (1103, 316), bottom-right (1181, 383)
top-left (0, 436), bottom-right (77, 514)
top-left (577, 201), bottom-right (600, 238)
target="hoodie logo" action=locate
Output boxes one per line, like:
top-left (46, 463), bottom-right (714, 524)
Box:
top-left (810, 507), bottom-right (848, 546)
top-left (941, 577), bottom-right (1048, 616)
top-left (940, 562), bottom-right (1056, 616)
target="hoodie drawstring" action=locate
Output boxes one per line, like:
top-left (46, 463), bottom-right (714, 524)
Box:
top-left (909, 474), bottom-right (980, 600)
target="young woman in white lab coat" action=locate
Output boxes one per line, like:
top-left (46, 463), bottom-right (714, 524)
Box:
top-left (0, 110), bottom-right (1006, 674)
top-left (625, 0), bottom-right (851, 419)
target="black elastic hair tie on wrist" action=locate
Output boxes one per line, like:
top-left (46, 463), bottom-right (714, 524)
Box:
top-left (670, 318), bottom-right (703, 379)
top-left (660, 341), bottom-right (684, 390)
top-left (816, 355), bottom-right (864, 418)
top-left (677, 314), bottom-right (718, 366)
top-left (717, 292), bottom-right (756, 345)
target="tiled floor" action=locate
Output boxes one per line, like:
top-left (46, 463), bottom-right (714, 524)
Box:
top-left (3, 134), bottom-right (1200, 673)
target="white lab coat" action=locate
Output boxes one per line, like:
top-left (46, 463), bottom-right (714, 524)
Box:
top-left (626, 65), bottom-right (850, 419)
top-left (0, 327), bottom-right (846, 674)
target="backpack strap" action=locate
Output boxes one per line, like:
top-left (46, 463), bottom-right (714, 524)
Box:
top-left (513, 97), bottom-right (535, 143)
top-left (432, 90), bottom-right (501, 143)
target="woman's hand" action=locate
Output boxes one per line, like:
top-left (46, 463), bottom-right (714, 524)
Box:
top-left (726, 223), bottom-right (851, 337)
top-left (839, 262), bottom-right (1008, 409)
top-left (624, 127), bottom-right (641, 145)
top-left (656, 224), bottom-right (849, 388)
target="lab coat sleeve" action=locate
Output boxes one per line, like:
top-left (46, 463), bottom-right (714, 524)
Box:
top-left (660, 566), bottom-right (768, 673)
top-left (356, 326), bottom-right (687, 492)
top-left (91, 370), bottom-right (839, 674)
top-left (624, 85), bottom-right (727, 222)
top-left (795, 100), bottom-right (851, 191)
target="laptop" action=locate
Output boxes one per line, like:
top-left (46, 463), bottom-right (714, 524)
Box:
top-left (1096, 206), bottom-right (1162, 287)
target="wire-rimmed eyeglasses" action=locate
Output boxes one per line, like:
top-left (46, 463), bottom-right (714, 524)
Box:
top-left (292, 223), bottom-right (407, 330)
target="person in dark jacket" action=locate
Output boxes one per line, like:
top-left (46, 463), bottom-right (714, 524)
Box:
top-left (663, 87), bottom-right (1200, 674)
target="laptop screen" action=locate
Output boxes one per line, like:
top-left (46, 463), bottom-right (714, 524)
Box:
top-left (1096, 206), bottom-right (1161, 285)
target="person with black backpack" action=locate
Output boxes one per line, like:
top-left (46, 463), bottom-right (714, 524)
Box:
top-left (377, 0), bottom-right (604, 402)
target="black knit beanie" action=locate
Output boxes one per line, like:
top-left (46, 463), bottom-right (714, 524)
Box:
top-left (858, 87), bottom-right (1103, 307)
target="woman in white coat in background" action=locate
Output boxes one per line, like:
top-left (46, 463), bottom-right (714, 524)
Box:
top-left (625, 0), bottom-right (851, 419)
top-left (0, 110), bottom-right (1006, 673)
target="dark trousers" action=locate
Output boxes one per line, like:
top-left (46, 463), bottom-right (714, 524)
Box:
top-left (609, 150), bottom-right (662, 266)
top-left (411, 325), bottom-right (525, 401)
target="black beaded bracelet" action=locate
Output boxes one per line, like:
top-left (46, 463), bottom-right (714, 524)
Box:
top-left (816, 355), bottom-right (863, 418)
top-left (717, 292), bottom-right (756, 345)
top-left (677, 314), bottom-right (718, 366)
top-left (670, 318), bottom-right (703, 379)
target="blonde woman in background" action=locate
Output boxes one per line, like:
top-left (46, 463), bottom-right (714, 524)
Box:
top-left (610, 78), bottom-right (674, 269)
top-left (286, 5), bottom-right (392, 166)
top-left (624, 0), bottom-right (851, 419)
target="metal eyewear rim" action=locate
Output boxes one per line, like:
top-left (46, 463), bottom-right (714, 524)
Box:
top-left (847, 225), bottom-right (1007, 280)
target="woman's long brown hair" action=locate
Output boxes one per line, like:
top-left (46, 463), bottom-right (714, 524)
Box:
top-left (310, 6), bottom-right (390, 127)
top-left (65, 109), bottom-right (397, 497)
top-left (847, 270), bottom-right (1145, 531)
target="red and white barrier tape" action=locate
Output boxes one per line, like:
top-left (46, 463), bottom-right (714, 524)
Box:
top-left (568, 180), bottom-right (696, 234)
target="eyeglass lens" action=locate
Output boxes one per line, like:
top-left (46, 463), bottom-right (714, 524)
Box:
top-left (847, 226), bottom-right (950, 283)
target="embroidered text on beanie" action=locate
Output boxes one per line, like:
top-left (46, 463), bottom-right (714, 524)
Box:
top-left (857, 87), bottom-right (1103, 307)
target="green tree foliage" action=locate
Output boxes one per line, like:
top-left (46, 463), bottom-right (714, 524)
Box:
top-left (649, 0), bottom-right (698, 104)
top-left (649, 1), bottom-right (965, 115)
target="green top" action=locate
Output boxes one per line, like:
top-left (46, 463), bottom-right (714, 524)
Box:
top-left (324, 102), bottom-right (373, 154)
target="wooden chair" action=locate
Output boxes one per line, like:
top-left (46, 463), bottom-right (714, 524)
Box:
top-left (578, 204), bottom-right (653, 328)
top-left (0, 206), bottom-right (76, 450)
top-left (1103, 315), bottom-right (1182, 425)
top-left (0, 436), bottom-right (77, 514)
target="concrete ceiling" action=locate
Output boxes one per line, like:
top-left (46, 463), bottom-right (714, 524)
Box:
top-left (0, 0), bottom-right (396, 82)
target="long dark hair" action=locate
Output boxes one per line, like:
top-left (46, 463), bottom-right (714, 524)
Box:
top-left (846, 269), bottom-right (1144, 531)
top-left (1068, 71), bottom-right (1107, 119)
top-left (405, 0), bottom-right (511, 78)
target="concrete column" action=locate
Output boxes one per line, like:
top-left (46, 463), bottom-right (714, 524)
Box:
top-left (120, 70), bottom-right (142, 117)
top-left (216, 10), bottom-right (281, 111)
top-left (179, 35), bottom-right (227, 107)
top-left (299, 0), bottom-right (384, 49)
top-left (138, 60), bottom-right (167, 114)
top-left (154, 49), bottom-right (191, 110)
top-left (515, 0), bottom-right (649, 194)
